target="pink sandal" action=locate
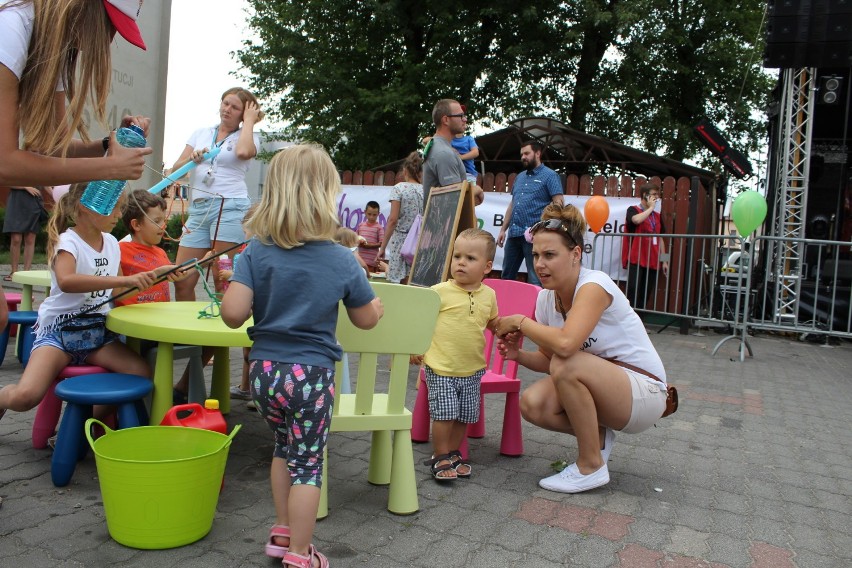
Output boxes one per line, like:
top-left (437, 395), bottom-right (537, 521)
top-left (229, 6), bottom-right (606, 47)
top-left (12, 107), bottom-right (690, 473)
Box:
top-left (281, 544), bottom-right (329, 568)
top-left (265, 524), bottom-right (290, 558)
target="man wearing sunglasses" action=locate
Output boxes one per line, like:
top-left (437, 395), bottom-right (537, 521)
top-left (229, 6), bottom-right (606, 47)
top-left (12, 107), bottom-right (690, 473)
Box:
top-left (496, 141), bottom-right (564, 286)
top-left (422, 99), bottom-right (484, 208)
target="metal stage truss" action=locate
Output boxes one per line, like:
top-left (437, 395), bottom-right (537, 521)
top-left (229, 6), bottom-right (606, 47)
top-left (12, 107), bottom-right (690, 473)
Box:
top-left (769, 67), bottom-right (815, 324)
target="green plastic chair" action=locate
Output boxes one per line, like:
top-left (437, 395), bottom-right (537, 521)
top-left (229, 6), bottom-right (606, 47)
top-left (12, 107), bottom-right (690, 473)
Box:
top-left (318, 282), bottom-right (440, 519)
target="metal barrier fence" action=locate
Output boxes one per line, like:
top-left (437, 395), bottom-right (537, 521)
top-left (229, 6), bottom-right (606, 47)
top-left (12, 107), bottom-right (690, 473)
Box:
top-left (589, 232), bottom-right (753, 360)
top-left (589, 232), bottom-right (852, 360)
top-left (748, 235), bottom-right (852, 340)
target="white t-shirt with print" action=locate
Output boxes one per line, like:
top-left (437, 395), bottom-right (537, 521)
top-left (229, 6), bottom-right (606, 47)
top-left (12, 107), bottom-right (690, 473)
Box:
top-left (185, 126), bottom-right (259, 199)
top-left (535, 267), bottom-right (667, 384)
top-left (37, 229), bottom-right (121, 334)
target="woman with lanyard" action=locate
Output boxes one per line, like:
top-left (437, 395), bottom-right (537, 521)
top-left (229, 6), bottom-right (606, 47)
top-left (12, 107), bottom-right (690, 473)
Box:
top-left (171, 87), bottom-right (263, 300)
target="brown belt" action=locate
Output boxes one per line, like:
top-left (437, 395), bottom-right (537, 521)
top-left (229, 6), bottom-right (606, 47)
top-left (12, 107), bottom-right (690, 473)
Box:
top-left (608, 359), bottom-right (664, 384)
top-left (609, 358), bottom-right (678, 418)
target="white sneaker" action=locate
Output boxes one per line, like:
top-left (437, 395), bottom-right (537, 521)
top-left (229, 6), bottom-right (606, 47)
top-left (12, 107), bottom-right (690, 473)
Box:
top-left (601, 428), bottom-right (615, 463)
top-left (539, 462), bottom-right (610, 493)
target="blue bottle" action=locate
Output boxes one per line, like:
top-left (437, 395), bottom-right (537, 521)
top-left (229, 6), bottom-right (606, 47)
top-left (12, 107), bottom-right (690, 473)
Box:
top-left (80, 125), bottom-right (147, 215)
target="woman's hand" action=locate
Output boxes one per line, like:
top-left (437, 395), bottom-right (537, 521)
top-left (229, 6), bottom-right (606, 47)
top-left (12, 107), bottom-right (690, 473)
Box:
top-left (121, 115), bottom-right (152, 138)
top-left (189, 147), bottom-right (210, 164)
top-left (106, 132), bottom-right (152, 180)
top-left (495, 314), bottom-right (525, 337)
top-left (242, 101), bottom-right (262, 126)
top-left (497, 333), bottom-right (521, 361)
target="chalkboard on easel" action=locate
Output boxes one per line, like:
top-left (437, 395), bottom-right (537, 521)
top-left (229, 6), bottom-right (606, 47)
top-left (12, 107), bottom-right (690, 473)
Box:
top-left (409, 181), bottom-right (476, 287)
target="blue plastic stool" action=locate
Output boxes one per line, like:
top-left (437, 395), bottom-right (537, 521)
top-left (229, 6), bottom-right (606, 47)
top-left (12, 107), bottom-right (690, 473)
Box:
top-left (0, 310), bottom-right (37, 366)
top-left (51, 373), bottom-right (152, 487)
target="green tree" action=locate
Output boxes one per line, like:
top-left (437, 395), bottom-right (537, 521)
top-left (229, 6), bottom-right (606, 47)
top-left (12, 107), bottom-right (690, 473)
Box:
top-left (238, 0), bottom-right (771, 170)
top-left (599, 0), bottom-right (772, 162)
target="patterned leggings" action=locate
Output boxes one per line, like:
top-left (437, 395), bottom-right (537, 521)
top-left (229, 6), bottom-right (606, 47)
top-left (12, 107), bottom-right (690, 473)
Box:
top-left (250, 360), bottom-right (335, 487)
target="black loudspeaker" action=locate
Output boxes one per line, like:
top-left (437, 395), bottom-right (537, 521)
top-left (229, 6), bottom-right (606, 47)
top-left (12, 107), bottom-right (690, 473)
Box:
top-left (806, 158), bottom-right (844, 239)
top-left (812, 68), bottom-right (851, 139)
top-left (693, 119), bottom-right (754, 179)
top-left (818, 75), bottom-right (844, 103)
top-left (764, 0), bottom-right (852, 68)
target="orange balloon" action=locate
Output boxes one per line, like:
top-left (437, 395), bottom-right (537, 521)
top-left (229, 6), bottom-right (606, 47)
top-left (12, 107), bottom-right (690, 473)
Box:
top-left (584, 195), bottom-right (610, 233)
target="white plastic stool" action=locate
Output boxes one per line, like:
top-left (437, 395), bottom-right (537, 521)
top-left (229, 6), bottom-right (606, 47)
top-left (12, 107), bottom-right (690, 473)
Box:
top-left (146, 345), bottom-right (206, 403)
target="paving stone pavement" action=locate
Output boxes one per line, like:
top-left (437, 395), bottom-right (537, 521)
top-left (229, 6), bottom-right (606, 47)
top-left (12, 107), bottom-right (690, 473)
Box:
top-left (1, 270), bottom-right (851, 567)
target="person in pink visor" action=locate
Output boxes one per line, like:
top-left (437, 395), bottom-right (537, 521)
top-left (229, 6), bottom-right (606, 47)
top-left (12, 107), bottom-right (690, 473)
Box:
top-left (0, 0), bottom-right (152, 188)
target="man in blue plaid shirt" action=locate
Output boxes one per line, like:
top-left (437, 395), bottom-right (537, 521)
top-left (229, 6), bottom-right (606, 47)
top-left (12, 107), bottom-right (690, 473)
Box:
top-left (496, 141), bottom-right (564, 285)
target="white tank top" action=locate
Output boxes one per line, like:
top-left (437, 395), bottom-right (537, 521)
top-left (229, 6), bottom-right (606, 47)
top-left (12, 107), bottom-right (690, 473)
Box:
top-left (535, 267), bottom-right (666, 384)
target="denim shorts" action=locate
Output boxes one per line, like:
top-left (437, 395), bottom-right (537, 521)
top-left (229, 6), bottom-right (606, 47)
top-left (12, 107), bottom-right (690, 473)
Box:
top-left (32, 328), bottom-right (119, 366)
top-left (180, 197), bottom-right (251, 248)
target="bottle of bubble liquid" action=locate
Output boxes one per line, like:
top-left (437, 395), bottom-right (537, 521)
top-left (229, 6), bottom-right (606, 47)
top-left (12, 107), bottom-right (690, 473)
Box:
top-left (80, 124), bottom-right (147, 215)
top-left (217, 255), bottom-right (233, 292)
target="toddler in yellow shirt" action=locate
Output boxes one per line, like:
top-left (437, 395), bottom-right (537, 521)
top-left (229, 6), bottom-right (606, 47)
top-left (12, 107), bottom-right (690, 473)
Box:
top-left (422, 228), bottom-right (499, 481)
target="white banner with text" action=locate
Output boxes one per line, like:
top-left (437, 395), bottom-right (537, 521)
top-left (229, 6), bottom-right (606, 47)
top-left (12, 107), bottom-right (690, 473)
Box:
top-left (338, 185), bottom-right (653, 281)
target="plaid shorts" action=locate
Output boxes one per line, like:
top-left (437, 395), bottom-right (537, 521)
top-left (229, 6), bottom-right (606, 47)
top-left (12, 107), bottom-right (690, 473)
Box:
top-left (424, 366), bottom-right (485, 423)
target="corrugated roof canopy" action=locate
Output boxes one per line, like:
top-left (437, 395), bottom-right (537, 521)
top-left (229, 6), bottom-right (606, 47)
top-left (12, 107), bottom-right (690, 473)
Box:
top-left (373, 116), bottom-right (715, 187)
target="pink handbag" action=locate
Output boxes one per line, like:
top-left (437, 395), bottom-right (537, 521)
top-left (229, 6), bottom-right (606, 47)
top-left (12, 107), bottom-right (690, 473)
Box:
top-left (400, 214), bottom-right (422, 264)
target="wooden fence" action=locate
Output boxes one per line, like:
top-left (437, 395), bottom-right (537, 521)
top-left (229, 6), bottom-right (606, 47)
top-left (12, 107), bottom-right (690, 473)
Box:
top-left (343, 170), bottom-right (715, 236)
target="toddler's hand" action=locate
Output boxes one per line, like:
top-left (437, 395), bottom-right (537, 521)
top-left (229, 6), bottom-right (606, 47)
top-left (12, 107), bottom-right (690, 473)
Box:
top-left (496, 336), bottom-right (520, 361)
top-left (409, 354), bottom-right (424, 366)
top-left (371, 297), bottom-right (384, 320)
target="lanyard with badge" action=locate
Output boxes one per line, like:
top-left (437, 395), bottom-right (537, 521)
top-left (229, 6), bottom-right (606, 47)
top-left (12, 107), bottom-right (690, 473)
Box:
top-left (648, 209), bottom-right (657, 246)
top-left (202, 127), bottom-right (238, 186)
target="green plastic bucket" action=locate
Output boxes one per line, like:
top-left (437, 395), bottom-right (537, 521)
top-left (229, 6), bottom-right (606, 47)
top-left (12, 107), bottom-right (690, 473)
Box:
top-left (85, 418), bottom-right (241, 549)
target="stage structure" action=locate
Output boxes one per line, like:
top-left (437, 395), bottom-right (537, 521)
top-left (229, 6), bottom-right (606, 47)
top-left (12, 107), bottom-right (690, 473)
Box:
top-left (762, 0), bottom-right (852, 326)
top-left (769, 67), bottom-right (815, 322)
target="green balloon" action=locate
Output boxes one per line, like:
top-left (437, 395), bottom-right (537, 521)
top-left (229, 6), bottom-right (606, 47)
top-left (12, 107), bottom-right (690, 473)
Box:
top-left (731, 191), bottom-right (767, 236)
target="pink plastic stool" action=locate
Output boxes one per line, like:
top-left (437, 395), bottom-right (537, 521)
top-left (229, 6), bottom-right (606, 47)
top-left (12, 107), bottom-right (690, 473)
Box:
top-left (5, 292), bottom-right (22, 337)
top-left (411, 368), bottom-right (469, 459)
top-left (32, 364), bottom-right (109, 449)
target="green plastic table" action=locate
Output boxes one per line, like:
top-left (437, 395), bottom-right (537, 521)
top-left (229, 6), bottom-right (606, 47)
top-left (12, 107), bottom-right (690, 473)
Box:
top-left (11, 270), bottom-right (51, 310)
top-left (106, 302), bottom-right (252, 424)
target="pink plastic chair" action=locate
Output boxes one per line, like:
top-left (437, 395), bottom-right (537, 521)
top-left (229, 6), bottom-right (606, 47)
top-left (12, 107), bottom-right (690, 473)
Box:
top-left (32, 365), bottom-right (109, 449)
top-left (412, 278), bottom-right (540, 458)
top-left (5, 292), bottom-right (22, 337)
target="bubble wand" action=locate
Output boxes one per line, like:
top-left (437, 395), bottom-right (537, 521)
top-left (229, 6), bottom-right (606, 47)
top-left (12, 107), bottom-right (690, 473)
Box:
top-left (147, 147), bottom-right (222, 195)
top-left (73, 240), bottom-right (250, 317)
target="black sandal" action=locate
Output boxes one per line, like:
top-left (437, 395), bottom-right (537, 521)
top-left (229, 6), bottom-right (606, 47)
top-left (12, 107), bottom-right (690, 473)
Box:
top-left (449, 449), bottom-right (472, 478)
top-left (425, 453), bottom-right (457, 481)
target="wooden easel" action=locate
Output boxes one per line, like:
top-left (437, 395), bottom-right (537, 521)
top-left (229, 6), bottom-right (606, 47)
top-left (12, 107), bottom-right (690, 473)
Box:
top-left (409, 181), bottom-right (477, 287)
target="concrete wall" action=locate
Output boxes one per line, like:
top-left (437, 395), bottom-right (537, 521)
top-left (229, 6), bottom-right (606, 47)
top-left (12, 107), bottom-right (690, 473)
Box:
top-left (99, 0), bottom-right (172, 190)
